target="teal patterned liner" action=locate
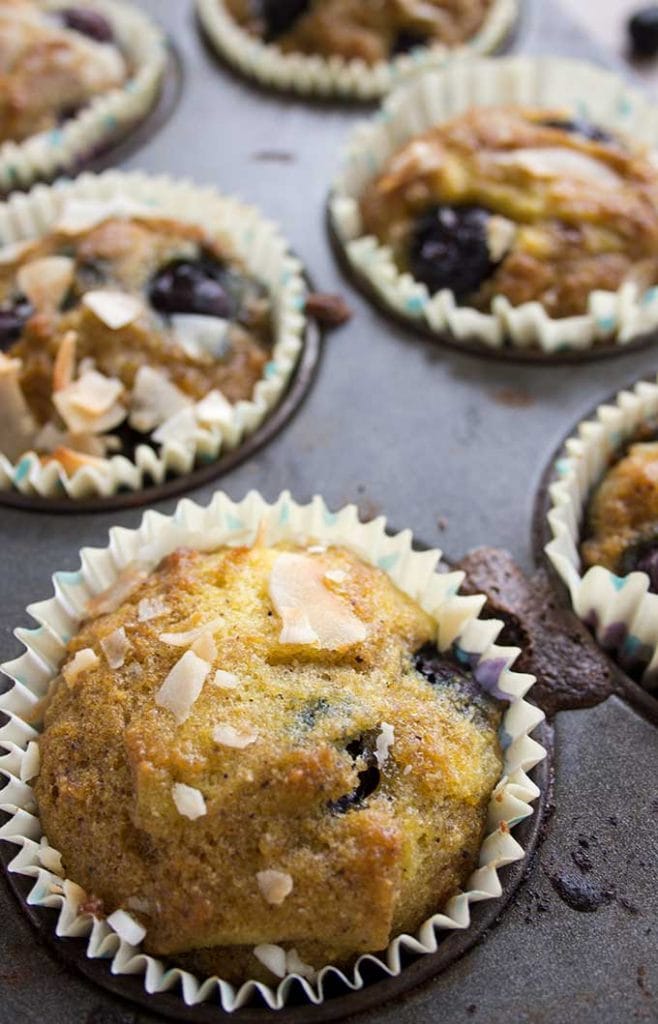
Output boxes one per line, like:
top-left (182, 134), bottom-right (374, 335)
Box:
top-left (0, 491), bottom-right (545, 1012)
top-left (0, 171), bottom-right (307, 499)
top-left (329, 56), bottom-right (658, 353)
top-left (195, 0), bottom-right (518, 100)
top-left (546, 376), bottom-right (658, 688)
top-left (0, 0), bottom-right (168, 193)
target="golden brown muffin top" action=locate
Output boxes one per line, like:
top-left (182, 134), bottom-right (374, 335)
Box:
top-left (227, 0), bottom-right (493, 63)
top-left (359, 106), bottom-right (658, 317)
top-left (0, 213), bottom-right (272, 466)
top-left (0, 0), bottom-right (127, 144)
top-left (35, 541), bottom-right (503, 974)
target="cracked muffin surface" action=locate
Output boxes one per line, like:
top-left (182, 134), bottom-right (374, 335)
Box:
top-left (359, 106), bottom-right (658, 318)
top-left (35, 540), bottom-right (503, 982)
top-left (225, 0), bottom-right (495, 63)
top-left (0, 0), bottom-right (128, 144)
top-left (0, 211), bottom-right (273, 469)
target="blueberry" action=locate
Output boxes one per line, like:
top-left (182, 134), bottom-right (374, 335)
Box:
top-left (60, 7), bottom-right (114, 43)
top-left (0, 297), bottom-right (33, 350)
top-left (149, 259), bottom-right (236, 319)
top-left (619, 536), bottom-right (658, 593)
top-left (391, 29), bottom-right (430, 56)
top-left (414, 643), bottom-right (500, 723)
top-left (409, 205), bottom-right (495, 300)
top-left (628, 5), bottom-right (658, 57)
top-left (540, 118), bottom-right (614, 145)
top-left (298, 697), bottom-right (331, 729)
top-left (257, 0), bottom-right (310, 40)
top-left (329, 737), bottom-right (380, 814)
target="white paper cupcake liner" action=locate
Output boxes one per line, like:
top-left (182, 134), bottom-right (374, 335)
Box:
top-left (0, 0), bottom-right (168, 194)
top-left (196, 0), bottom-right (518, 101)
top-left (0, 490), bottom-right (545, 1012)
top-left (0, 170), bottom-right (307, 500)
top-left (329, 56), bottom-right (658, 354)
top-left (545, 376), bottom-right (658, 689)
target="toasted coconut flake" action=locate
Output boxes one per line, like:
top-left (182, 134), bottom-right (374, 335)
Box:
top-left (87, 564), bottom-right (148, 619)
top-left (107, 909), bottom-right (146, 946)
top-left (54, 370), bottom-right (125, 435)
top-left (493, 147), bottom-right (620, 186)
top-left (375, 722), bottom-right (395, 769)
top-left (152, 406), bottom-right (199, 446)
top-left (52, 331), bottom-right (78, 393)
top-left (129, 366), bottom-right (191, 433)
top-left (191, 631), bottom-right (217, 663)
top-left (172, 782), bottom-right (207, 820)
top-left (17, 256), bottom-right (74, 313)
top-left (486, 215), bottom-right (517, 263)
top-left (171, 314), bottom-right (230, 360)
top-left (212, 669), bottom-right (239, 690)
top-left (257, 870), bottom-right (294, 906)
top-left (270, 553), bottom-right (367, 650)
top-left (155, 650), bottom-right (210, 725)
top-left (20, 740), bottom-right (40, 783)
top-left (160, 618), bottom-right (223, 648)
top-left (82, 290), bottom-right (144, 331)
top-left (195, 389), bottom-right (233, 429)
top-left (100, 627), bottom-right (129, 669)
top-left (0, 353), bottom-right (38, 461)
top-left (306, 545), bottom-right (327, 555)
top-left (286, 948), bottom-right (317, 981)
top-left (37, 841), bottom-right (63, 875)
top-left (63, 647), bottom-right (99, 687)
top-left (324, 569), bottom-right (347, 585)
top-left (137, 596), bottom-right (169, 622)
top-left (213, 724), bottom-right (258, 749)
top-left (254, 944), bottom-right (287, 979)
top-left (48, 445), bottom-right (106, 474)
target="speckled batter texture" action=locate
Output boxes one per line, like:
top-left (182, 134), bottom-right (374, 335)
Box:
top-left (35, 542), bottom-right (503, 982)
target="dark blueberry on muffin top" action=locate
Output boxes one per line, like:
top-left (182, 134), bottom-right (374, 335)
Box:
top-left (60, 7), bottom-right (114, 43)
top-left (540, 118), bottom-right (615, 145)
top-left (259, 0), bottom-right (311, 41)
top-left (149, 258), bottom-right (237, 319)
top-left (409, 204), bottom-right (496, 300)
top-left (0, 296), bottom-right (33, 350)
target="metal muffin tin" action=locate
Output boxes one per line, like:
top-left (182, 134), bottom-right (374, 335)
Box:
top-left (1, 1), bottom-right (657, 1022)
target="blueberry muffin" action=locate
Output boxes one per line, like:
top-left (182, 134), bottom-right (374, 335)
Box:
top-left (0, 0), bottom-right (129, 144)
top-left (581, 419), bottom-right (658, 594)
top-left (225, 0), bottom-right (495, 63)
top-left (0, 212), bottom-right (273, 470)
top-left (359, 106), bottom-right (658, 319)
top-left (35, 540), bottom-right (503, 982)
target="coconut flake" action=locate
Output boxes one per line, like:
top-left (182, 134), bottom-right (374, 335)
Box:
top-left (493, 147), bottom-right (620, 186)
top-left (211, 669), bottom-right (240, 690)
top-left (486, 215), bottom-right (517, 263)
top-left (254, 944), bottom-right (287, 979)
top-left (54, 369), bottom-right (125, 434)
top-left (172, 782), bottom-right (207, 820)
top-left (0, 353), bottom-right (38, 461)
top-left (191, 630), bottom-right (217, 663)
top-left (17, 256), bottom-right (74, 313)
top-left (270, 553), bottom-right (367, 650)
top-left (87, 564), bottom-right (148, 618)
top-left (156, 650), bottom-right (210, 725)
top-left (20, 740), bottom-right (40, 782)
top-left (195, 389), bottom-right (234, 429)
top-left (100, 627), bottom-right (129, 669)
top-left (171, 314), bottom-right (231, 360)
top-left (306, 545), bottom-right (327, 555)
top-left (324, 569), bottom-right (347, 585)
top-left (286, 948), bottom-right (317, 981)
top-left (52, 330), bottom-right (78, 393)
top-left (160, 618), bottom-right (223, 647)
top-left (107, 909), bottom-right (147, 946)
top-left (128, 366), bottom-right (191, 433)
top-left (137, 596), bottom-right (169, 622)
top-left (63, 647), bottom-right (99, 687)
top-left (82, 290), bottom-right (144, 331)
top-left (152, 406), bottom-right (200, 446)
top-left (256, 870), bottom-right (294, 906)
top-left (375, 722), bottom-right (395, 769)
top-left (213, 724), bottom-right (258, 749)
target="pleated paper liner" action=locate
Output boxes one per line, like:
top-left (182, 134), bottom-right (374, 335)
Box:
top-left (0, 0), bottom-right (169, 195)
top-left (543, 374), bottom-right (658, 694)
top-left (0, 171), bottom-right (309, 505)
top-left (329, 56), bottom-right (658, 360)
top-left (195, 0), bottom-right (519, 102)
top-left (0, 491), bottom-right (545, 1014)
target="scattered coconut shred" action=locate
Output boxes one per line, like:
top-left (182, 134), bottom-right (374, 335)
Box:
top-left (213, 724), bottom-right (258, 749)
top-left (63, 647), bottom-right (99, 687)
top-left (137, 596), bottom-right (169, 622)
top-left (375, 722), bottom-right (395, 768)
top-left (100, 627), bottom-right (129, 669)
top-left (269, 553), bottom-right (367, 649)
top-left (172, 782), bottom-right (207, 820)
top-left (254, 943), bottom-right (316, 982)
top-left (256, 869), bottom-right (293, 906)
top-left (155, 650), bottom-right (210, 724)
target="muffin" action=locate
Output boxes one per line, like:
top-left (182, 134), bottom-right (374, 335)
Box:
top-left (331, 57), bottom-right (658, 354)
top-left (196, 0), bottom-right (518, 100)
top-left (0, 0), bottom-right (167, 192)
top-left (35, 539), bottom-right (504, 980)
top-left (581, 420), bottom-right (658, 594)
top-left (0, 172), bottom-right (307, 499)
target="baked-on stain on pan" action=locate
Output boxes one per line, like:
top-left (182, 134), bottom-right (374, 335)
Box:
top-left (326, 208), bottom-right (658, 366)
top-left (0, 311), bottom-right (323, 515)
